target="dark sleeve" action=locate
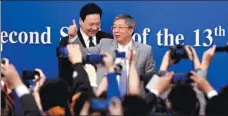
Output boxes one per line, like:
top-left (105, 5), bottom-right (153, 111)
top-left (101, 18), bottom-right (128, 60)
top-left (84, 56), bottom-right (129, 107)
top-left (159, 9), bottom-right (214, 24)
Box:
top-left (20, 94), bottom-right (41, 116)
top-left (97, 31), bottom-right (113, 40)
top-left (140, 71), bottom-right (154, 87)
top-left (71, 63), bottom-right (95, 98)
top-left (59, 36), bottom-right (69, 47)
top-left (104, 32), bottom-right (113, 39)
top-left (144, 92), bottom-right (158, 109)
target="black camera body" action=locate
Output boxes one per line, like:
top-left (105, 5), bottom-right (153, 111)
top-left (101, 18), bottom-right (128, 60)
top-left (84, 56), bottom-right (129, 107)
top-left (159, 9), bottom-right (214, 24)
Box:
top-left (216, 45), bottom-right (228, 52)
top-left (172, 72), bottom-right (193, 84)
top-left (170, 45), bottom-right (188, 62)
top-left (22, 70), bottom-right (40, 80)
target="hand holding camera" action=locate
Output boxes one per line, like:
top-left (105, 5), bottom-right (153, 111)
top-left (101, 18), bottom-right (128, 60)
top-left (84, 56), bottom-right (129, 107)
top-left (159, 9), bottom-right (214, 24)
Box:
top-left (201, 45), bottom-right (216, 70)
top-left (170, 45), bottom-right (189, 62)
top-left (33, 69), bottom-right (46, 92)
top-left (1, 58), bottom-right (23, 90)
top-left (190, 71), bottom-right (214, 95)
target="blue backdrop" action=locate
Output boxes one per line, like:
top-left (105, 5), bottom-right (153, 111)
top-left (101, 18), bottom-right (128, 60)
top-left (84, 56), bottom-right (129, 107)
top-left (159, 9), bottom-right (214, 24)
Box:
top-left (1, 1), bottom-right (228, 91)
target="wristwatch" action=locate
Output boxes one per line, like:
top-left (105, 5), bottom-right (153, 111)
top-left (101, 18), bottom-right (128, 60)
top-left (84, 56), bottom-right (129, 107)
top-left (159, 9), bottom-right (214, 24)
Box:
top-left (195, 69), bottom-right (207, 78)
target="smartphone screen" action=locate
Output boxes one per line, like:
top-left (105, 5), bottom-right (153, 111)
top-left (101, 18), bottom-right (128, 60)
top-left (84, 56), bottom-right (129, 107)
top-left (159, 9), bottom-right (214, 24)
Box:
top-left (90, 99), bottom-right (109, 112)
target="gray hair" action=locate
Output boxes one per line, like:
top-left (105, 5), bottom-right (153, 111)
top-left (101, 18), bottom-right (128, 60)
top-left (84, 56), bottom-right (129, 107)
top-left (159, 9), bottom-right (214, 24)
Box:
top-left (113, 14), bottom-right (136, 29)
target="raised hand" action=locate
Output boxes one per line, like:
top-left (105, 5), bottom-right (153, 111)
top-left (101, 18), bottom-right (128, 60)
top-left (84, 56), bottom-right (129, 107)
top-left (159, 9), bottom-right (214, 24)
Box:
top-left (68, 19), bottom-right (78, 39)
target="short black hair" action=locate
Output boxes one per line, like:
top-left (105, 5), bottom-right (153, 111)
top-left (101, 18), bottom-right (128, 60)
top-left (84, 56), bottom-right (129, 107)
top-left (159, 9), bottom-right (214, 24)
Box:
top-left (80, 3), bottom-right (102, 21)
top-left (168, 84), bottom-right (199, 115)
top-left (39, 79), bottom-right (70, 111)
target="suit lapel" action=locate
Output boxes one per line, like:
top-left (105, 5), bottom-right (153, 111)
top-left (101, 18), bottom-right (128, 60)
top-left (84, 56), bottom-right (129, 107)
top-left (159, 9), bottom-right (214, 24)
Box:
top-left (132, 41), bottom-right (140, 65)
top-left (110, 40), bottom-right (118, 58)
top-left (77, 30), bottom-right (87, 48)
top-left (96, 31), bottom-right (102, 44)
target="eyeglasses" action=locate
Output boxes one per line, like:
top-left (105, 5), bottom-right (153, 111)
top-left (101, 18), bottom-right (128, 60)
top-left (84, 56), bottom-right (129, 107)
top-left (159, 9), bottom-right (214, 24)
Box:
top-left (111, 26), bottom-right (131, 30)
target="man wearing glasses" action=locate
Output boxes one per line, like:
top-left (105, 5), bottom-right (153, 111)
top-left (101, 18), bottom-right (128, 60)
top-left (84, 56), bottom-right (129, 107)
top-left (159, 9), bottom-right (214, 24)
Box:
top-left (80, 14), bottom-right (156, 95)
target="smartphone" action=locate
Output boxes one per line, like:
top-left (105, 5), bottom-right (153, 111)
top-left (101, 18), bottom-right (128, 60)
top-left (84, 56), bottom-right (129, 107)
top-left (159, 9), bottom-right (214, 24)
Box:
top-left (172, 73), bottom-right (193, 84)
top-left (90, 99), bottom-right (109, 112)
top-left (86, 54), bottom-right (104, 64)
top-left (22, 70), bottom-right (40, 80)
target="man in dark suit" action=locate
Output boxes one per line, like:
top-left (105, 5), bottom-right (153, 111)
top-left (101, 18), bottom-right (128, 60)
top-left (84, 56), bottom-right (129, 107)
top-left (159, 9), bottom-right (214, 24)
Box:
top-left (58, 3), bottom-right (113, 87)
top-left (59, 3), bottom-right (112, 47)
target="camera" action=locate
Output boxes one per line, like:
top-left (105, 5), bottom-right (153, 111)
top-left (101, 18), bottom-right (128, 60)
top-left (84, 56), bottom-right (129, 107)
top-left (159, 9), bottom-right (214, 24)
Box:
top-left (22, 70), bottom-right (40, 80)
top-left (170, 45), bottom-right (188, 61)
top-left (115, 50), bottom-right (126, 58)
top-left (86, 54), bottom-right (104, 64)
top-left (90, 98), bottom-right (110, 112)
top-left (172, 72), bottom-right (193, 84)
top-left (216, 45), bottom-right (228, 52)
top-left (114, 63), bottom-right (123, 75)
top-left (56, 47), bottom-right (68, 58)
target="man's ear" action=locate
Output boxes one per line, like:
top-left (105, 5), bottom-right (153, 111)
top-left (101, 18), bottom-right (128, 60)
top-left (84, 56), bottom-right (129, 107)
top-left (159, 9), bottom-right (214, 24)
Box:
top-left (79, 18), bottom-right (83, 26)
top-left (129, 28), bottom-right (134, 35)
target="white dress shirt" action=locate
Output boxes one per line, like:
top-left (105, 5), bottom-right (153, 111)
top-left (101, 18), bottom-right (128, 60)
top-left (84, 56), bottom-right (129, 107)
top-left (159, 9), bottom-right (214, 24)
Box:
top-left (115, 40), bottom-right (133, 84)
top-left (68, 29), bottom-right (97, 47)
top-left (80, 29), bottom-right (97, 48)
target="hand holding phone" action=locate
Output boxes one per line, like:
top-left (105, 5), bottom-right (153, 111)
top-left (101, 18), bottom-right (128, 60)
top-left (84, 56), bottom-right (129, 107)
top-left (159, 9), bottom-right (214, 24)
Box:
top-left (90, 99), bottom-right (110, 112)
top-left (22, 70), bottom-right (40, 80)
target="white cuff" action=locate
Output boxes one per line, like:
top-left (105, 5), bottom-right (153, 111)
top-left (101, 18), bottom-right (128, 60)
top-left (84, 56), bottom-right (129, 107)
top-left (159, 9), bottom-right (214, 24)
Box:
top-left (90, 83), bottom-right (98, 87)
top-left (15, 84), bottom-right (30, 98)
top-left (196, 69), bottom-right (207, 78)
top-left (146, 74), bottom-right (161, 97)
top-left (69, 35), bottom-right (78, 43)
top-left (149, 88), bottom-right (160, 97)
top-left (207, 90), bottom-right (218, 99)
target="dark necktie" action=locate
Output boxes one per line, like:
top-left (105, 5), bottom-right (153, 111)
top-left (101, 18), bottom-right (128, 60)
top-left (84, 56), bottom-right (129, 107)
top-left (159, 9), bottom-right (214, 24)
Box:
top-left (89, 37), bottom-right (95, 47)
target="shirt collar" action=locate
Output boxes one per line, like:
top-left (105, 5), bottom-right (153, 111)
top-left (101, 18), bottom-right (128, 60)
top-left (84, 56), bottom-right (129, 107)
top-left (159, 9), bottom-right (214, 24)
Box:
top-left (117, 40), bottom-right (133, 52)
top-left (80, 28), bottom-right (96, 43)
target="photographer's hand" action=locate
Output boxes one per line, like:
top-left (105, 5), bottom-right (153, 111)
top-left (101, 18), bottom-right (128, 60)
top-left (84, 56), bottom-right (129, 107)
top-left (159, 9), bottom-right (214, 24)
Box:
top-left (160, 50), bottom-right (176, 71)
top-left (67, 44), bottom-right (82, 64)
top-left (128, 49), bottom-right (140, 95)
top-left (185, 46), bottom-right (201, 69)
top-left (201, 45), bottom-right (216, 70)
top-left (102, 52), bottom-right (115, 72)
top-left (80, 101), bottom-right (90, 115)
top-left (32, 69), bottom-right (46, 110)
top-left (109, 97), bottom-right (123, 115)
top-left (33, 69), bottom-right (46, 92)
top-left (154, 72), bottom-right (173, 95)
top-left (190, 71), bottom-right (216, 98)
top-left (1, 58), bottom-right (23, 90)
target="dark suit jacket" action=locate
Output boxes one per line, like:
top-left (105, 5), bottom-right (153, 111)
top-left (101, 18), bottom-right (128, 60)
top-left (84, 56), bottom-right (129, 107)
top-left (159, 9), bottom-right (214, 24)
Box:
top-left (58, 30), bottom-right (113, 87)
top-left (19, 94), bottom-right (41, 116)
top-left (71, 63), bottom-right (95, 98)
